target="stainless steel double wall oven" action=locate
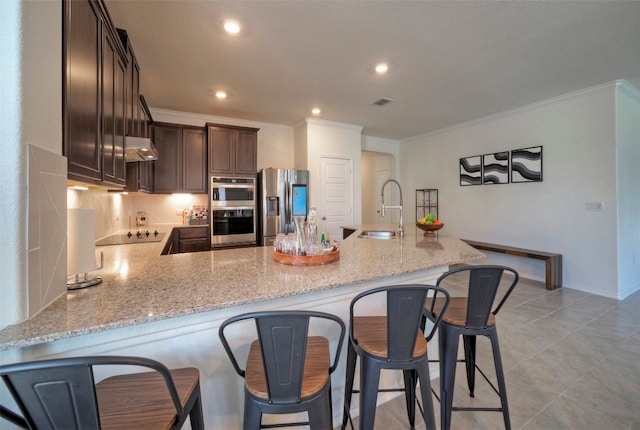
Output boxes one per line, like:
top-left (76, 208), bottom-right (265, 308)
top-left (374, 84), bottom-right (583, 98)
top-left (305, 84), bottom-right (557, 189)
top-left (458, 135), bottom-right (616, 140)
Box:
top-left (210, 176), bottom-right (256, 247)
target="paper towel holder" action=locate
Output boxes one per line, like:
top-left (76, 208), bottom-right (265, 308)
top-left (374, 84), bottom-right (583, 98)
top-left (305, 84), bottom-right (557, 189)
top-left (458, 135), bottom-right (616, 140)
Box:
top-left (67, 252), bottom-right (104, 290)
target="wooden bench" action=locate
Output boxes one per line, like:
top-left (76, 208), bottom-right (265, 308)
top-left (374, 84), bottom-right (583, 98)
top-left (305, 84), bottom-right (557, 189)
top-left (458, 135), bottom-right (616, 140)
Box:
top-left (461, 240), bottom-right (562, 290)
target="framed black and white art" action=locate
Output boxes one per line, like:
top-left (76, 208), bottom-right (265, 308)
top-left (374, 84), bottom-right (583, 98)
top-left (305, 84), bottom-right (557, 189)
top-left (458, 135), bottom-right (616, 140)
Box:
top-left (483, 151), bottom-right (509, 184)
top-left (511, 146), bottom-right (543, 183)
top-left (460, 155), bottom-right (482, 186)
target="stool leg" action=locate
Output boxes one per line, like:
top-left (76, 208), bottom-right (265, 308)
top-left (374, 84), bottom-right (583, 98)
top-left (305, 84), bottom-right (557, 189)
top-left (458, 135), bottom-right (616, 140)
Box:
top-left (463, 334), bottom-right (477, 397)
top-left (490, 331), bottom-right (511, 430)
top-left (416, 361), bottom-right (436, 430)
top-left (188, 392), bottom-right (205, 430)
top-left (439, 326), bottom-right (459, 430)
top-left (359, 357), bottom-right (381, 430)
top-left (243, 393), bottom-right (262, 430)
top-left (341, 341), bottom-right (357, 430)
top-left (403, 369), bottom-right (417, 428)
top-left (308, 386), bottom-right (333, 430)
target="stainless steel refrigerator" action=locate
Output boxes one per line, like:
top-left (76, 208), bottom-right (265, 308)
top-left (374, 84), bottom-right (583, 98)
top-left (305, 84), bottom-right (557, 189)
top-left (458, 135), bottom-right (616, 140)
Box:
top-left (257, 168), bottom-right (309, 246)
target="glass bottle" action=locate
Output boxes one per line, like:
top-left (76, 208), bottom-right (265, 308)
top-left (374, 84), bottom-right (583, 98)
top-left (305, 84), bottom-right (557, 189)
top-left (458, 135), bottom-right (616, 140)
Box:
top-left (293, 215), bottom-right (306, 256)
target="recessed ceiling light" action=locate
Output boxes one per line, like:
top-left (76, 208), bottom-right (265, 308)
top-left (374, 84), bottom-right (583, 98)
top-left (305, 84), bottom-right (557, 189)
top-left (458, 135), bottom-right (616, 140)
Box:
top-left (375, 63), bottom-right (389, 74)
top-left (215, 91), bottom-right (227, 99)
top-left (224, 20), bottom-right (240, 34)
top-left (311, 107), bottom-right (321, 115)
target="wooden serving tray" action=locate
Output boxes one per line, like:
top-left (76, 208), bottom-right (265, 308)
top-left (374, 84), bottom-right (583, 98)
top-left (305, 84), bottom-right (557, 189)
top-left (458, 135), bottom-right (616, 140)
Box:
top-left (273, 247), bottom-right (340, 266)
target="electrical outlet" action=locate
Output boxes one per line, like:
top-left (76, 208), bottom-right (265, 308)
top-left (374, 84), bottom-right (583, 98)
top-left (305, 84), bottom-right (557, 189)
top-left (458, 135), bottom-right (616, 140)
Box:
top-left (585, 201), bottom-right (604, 211)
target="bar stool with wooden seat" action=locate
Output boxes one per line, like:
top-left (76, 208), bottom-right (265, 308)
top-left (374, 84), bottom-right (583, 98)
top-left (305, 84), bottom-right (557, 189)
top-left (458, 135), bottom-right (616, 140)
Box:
top-left (219, 310), bottom-right (346, 429)
top-left (0, 355), bottom-right (204, 430)
top-left (428, 265), bottom-right (519, 430)
top-left (341, 284), bottom-right (450, 430)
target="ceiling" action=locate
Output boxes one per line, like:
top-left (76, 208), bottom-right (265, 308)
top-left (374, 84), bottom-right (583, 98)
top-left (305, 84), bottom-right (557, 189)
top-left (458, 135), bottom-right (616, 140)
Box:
top-left (104, 1), bottom-right (640, 141)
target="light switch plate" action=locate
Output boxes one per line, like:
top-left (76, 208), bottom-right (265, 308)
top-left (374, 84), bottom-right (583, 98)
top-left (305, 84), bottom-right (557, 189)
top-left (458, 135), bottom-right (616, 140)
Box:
top-left (585, 201), bottom-right (604, 211)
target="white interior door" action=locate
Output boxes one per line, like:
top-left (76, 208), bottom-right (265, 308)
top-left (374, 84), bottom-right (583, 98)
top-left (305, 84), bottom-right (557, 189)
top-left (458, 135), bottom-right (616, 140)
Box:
top-left (319, 156), bottom-right (352, 241)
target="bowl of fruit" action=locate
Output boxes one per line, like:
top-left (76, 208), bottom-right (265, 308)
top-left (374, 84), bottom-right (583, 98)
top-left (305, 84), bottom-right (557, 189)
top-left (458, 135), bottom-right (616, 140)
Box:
top-left (416, 214), bottom-right (444, 235)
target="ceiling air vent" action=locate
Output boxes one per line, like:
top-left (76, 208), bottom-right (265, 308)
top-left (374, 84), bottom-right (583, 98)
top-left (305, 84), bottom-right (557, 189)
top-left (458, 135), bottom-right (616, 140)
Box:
top-left (370, 97), bottom-right (394, 107)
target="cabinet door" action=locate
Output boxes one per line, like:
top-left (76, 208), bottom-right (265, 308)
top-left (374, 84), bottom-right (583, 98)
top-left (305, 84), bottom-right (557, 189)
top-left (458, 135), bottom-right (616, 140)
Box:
top-left (139, 160), bottom-right (153, 192)
top-left (182, 128), bottom-right (207, 193)
top-left (208, 127), bottom-right (234, 175)
top-left (177, 226), bottom-right (210, 253)
top-left (114, 52), bottom-right (126, 185)
top-left (65, 0), bottom-right (101, 182)
top-left (130, 59), bottom-right (141, 137)
top-left (102, 27), bottom-right (126, 186)
top-left (235, 129), bottom-right (257, 175)
top-left (153, 125), bottom-right (181, 193)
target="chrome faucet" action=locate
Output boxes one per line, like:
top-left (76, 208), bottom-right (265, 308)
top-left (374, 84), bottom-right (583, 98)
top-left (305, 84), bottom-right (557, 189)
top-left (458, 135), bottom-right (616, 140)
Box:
top-left (381, 179), bottom-right (404, 236)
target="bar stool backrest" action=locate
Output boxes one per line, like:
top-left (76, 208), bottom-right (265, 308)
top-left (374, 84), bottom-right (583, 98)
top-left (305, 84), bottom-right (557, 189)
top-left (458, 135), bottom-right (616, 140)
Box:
top-left (437, 265), bottom-right (519, 329)
top-left (387, 288), bottom-right (429, 360)
top-left (1, 356), bottom-right (185, 430)
top-left (219, 310), bottom-right (346, 406)
top-left (256, 313), bottom-right (310, 403)
top-left (3, 363), bottom-right (99, 429)
top-left (351, 285), bottom-right (450, 362)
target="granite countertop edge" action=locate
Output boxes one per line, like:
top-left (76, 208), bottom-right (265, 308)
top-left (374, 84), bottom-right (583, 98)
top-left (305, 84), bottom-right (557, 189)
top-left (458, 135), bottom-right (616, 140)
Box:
top-left (0, 224), bottom-right (484, 351)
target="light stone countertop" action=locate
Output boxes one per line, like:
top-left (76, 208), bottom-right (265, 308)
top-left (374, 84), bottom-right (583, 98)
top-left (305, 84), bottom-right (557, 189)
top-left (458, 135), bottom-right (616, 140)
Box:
top-left (0, 224), bottom-right (484, 351)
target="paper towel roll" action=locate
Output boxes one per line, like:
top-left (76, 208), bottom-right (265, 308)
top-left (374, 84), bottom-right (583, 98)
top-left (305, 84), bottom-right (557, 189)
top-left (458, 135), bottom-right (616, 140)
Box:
top-left (67, 208), bottom-right (97, 275)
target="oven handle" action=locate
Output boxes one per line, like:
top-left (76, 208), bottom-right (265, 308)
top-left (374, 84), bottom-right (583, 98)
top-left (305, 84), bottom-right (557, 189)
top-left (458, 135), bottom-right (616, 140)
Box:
top-left (211, 206), bottom-right (255, 211)
top-left (211, 183), bottom-right (254, 189)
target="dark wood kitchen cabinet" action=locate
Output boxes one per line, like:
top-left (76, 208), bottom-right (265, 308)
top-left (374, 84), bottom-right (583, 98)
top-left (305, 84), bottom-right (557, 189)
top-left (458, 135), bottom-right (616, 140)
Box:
top-left (153, 123), bottom-right (207, 194)
top-left (118, 29), bottom-right (153, 193)
top-left (64, 0), bottom-right (126, 187)
top-left (207, 123), bottom-right (259, 177)
top-left (176, 227), bottom-right (210, 253)
top-left (163, 226), bottom-right (210, 254)
top-left (101, 27), bottom-right (127, 186)
top-left (125, 96), bottom-right (154, 192)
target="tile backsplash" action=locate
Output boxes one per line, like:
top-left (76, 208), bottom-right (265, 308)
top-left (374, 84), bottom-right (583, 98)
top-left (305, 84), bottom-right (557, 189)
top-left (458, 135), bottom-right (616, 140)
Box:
top-left (29, 145), bottom-right (67, 317)
top-left (68, 190), bottom-right (207, 240)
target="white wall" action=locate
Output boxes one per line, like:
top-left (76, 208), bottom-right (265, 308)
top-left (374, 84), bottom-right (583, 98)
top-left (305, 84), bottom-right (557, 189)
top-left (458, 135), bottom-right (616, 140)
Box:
top-left (149, 109), bottom-right (295, 171)
top-left (1, 0), bottom-right (65, 329)
top-left (615, 82), bottom-right (640, 298)
top-left (400, 82), bottom-right (637, 299)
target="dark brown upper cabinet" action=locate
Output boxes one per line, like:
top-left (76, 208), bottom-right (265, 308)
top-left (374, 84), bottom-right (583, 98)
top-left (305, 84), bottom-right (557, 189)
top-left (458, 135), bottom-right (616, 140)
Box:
top-left (121, 28), bottom-right (154, 193)
top-left (63, 0), bottom-right (127, 187)
top-left (207, 123), bottom-right (259, 177)
top-left (126, 96), bottom-right (154, 193)
top-left (153, 123), bottom-right (207, 194)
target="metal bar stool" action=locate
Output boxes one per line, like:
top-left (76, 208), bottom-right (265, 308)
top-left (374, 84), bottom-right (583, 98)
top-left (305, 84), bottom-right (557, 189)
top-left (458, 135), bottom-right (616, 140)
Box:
top-left (427, 265), bottom-right (519, 430)
top-left (341, 284), bottom-right (450, 430)
top-left (219, 310), bottom-right (346, 429)
top-left (0, 355), bottom-right (204, 430)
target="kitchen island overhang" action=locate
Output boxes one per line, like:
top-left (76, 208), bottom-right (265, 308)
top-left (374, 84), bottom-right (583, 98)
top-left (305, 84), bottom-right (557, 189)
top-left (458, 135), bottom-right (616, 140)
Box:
top-left (0, 226), bottom-right (484, 428)
top-left (0, 225), bottom-right (483, 351)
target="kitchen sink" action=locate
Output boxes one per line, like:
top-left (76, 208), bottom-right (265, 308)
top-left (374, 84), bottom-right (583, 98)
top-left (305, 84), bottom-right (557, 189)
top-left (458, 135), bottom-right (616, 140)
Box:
top-left (357, 230), bottom-right (397, 239)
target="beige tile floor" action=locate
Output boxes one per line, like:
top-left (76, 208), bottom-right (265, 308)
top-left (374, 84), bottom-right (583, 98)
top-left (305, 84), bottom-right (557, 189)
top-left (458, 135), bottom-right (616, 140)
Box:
top-left (339, 269), bottom-right (640, 429)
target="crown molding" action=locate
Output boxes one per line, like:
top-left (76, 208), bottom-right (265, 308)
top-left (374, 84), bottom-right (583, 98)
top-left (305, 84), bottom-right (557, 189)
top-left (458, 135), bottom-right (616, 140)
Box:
top-left (402, 81), bottom-right (622, 144)
top-left (148, 108), bottom-right (292, 131)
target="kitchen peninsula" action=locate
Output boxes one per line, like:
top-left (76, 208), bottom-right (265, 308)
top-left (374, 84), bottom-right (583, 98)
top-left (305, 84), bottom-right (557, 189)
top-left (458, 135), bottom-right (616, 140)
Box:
top-left (0, 226), bottom-right (483, 427)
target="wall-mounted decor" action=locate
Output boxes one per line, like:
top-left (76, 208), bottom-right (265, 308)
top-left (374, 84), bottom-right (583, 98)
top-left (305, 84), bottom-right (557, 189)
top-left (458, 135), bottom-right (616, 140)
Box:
top-left (511, 146), bottom-right (543, 183)
top-left (483, 151), bottom-right (509, 184)
top-left (460, 155), bottom-right (482, 186)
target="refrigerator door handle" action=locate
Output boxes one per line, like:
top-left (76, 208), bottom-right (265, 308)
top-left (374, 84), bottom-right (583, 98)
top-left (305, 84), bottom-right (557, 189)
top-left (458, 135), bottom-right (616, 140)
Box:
top-left (284, 179), bottom-right (291, 232)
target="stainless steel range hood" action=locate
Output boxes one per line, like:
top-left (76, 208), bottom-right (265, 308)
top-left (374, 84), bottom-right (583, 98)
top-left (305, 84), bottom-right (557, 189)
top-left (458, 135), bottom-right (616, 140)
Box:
top-left (125, 136), bottom-right (158, 162)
